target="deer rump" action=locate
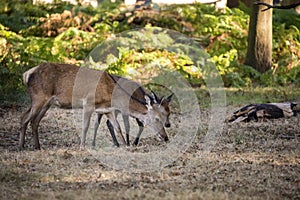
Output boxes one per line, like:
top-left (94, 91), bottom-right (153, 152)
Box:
top-left (19, 62), bottom-right (169, 150)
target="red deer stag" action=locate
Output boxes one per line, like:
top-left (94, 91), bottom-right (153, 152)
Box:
top-left (92, 75), bottom-right (173, 146)
top-left (20, 62), bottom-right (169, 150)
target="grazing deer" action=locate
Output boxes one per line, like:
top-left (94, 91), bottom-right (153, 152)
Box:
top-left (92, 75), bottom-right (173, 146)
top-left (19, 62), bottom-right (169, 150)
top-left (93, 74), bottom-right (173, 147)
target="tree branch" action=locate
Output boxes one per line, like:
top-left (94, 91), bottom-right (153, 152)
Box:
top-left (254, 1), bottom-right (300, 11)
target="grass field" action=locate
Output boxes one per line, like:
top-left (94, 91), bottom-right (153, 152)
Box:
top-left (0, 87), bottom-right (299, 199)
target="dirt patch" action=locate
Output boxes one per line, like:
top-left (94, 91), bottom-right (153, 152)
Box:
top-left (0, 106), bottom-right (299, 199)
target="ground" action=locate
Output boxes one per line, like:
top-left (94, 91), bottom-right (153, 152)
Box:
top-left (0, 88), bottom-right (299, 200)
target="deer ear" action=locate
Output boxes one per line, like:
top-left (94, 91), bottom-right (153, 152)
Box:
top-left (145, 95), bottom-right (152, 110)
top-left (166, 93), bottom-right (174, 103)
top-left (159, 96), bottom-right (165, 106)
top-left (150, 90), bottom-right (159, 104)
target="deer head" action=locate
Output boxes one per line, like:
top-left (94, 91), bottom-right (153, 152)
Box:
top-left (143, 95), bottom-right (170, 142)
top-left (150, 91), bottom-right (173, 128)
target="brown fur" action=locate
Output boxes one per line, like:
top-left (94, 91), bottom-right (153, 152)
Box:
top-left (20, 62), bottom-right (168, 150)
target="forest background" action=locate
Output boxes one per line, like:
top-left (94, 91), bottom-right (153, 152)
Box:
top-left (0, 0), bottom-right (299, 105)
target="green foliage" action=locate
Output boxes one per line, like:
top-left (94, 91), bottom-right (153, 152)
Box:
top-left (0, 0), bottom-right (299, 105)
top-left (52, 28), bottom-right (102, 61)
top-left (0, 2), bottom-right (105, 104)
top-left (269, 9), bottom-right (300, 85)
top-left (97, 48), bottom-right (201, 84)
top-left (273, 9), bottom-right (300, 29)
top-left (160, 5), bottom-right (250, 87)
top-left (0, 27), bottom-right (55, 103)
top-left (87, 27), bottom-right (206, 85)
top-left (0, 0), bottom-right (76, 33)
top-left (212, 49), bottom-right (260, 87)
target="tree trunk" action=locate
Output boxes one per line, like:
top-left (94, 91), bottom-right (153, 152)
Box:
top-left (245, 0), bottom-right (273, 73)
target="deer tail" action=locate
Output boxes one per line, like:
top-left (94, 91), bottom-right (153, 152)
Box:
top-left (23, 66), bottom-right (38, 86)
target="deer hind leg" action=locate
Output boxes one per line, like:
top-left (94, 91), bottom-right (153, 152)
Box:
top-left (92, 113), bottom-right (103, 147)
top-left (19, 107), bottom-right (33, 150)
top-left (19, 99), bottom-right (50, 150)
top-left (31, 102), bottom-right (51, 150)
top-left (133, 119), bottom-right (144, 146)
top-left (106, 112), bottom-right (126, 145)
top-left (122, 114), bottom-right (130, 146)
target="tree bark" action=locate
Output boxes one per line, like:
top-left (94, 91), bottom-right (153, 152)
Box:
top-left (245, 0), bottom-right (273, 73)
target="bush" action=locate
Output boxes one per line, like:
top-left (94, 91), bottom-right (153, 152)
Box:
top-left (0, 1), bottom-right (299, 105)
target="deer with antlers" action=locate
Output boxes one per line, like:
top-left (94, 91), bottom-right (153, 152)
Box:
top-left (20, 62), bottom-right (171, 150)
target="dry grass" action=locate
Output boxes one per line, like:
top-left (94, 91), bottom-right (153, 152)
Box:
top-left (0, 92), bottom-right (299, 200)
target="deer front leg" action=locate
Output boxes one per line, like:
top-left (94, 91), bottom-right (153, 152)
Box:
top-left (106, 112), bottom-right (126, 145)
top-left (92, 113), bottom-right (103, 147)
top-left (122, 114), bottom-right (130, 146)
top-left (133, 119), bottom-right (144, 146)
top-left (81, 105), bottom-right (94, 147)
top-left (106, 120), bottom-right (119, 147)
